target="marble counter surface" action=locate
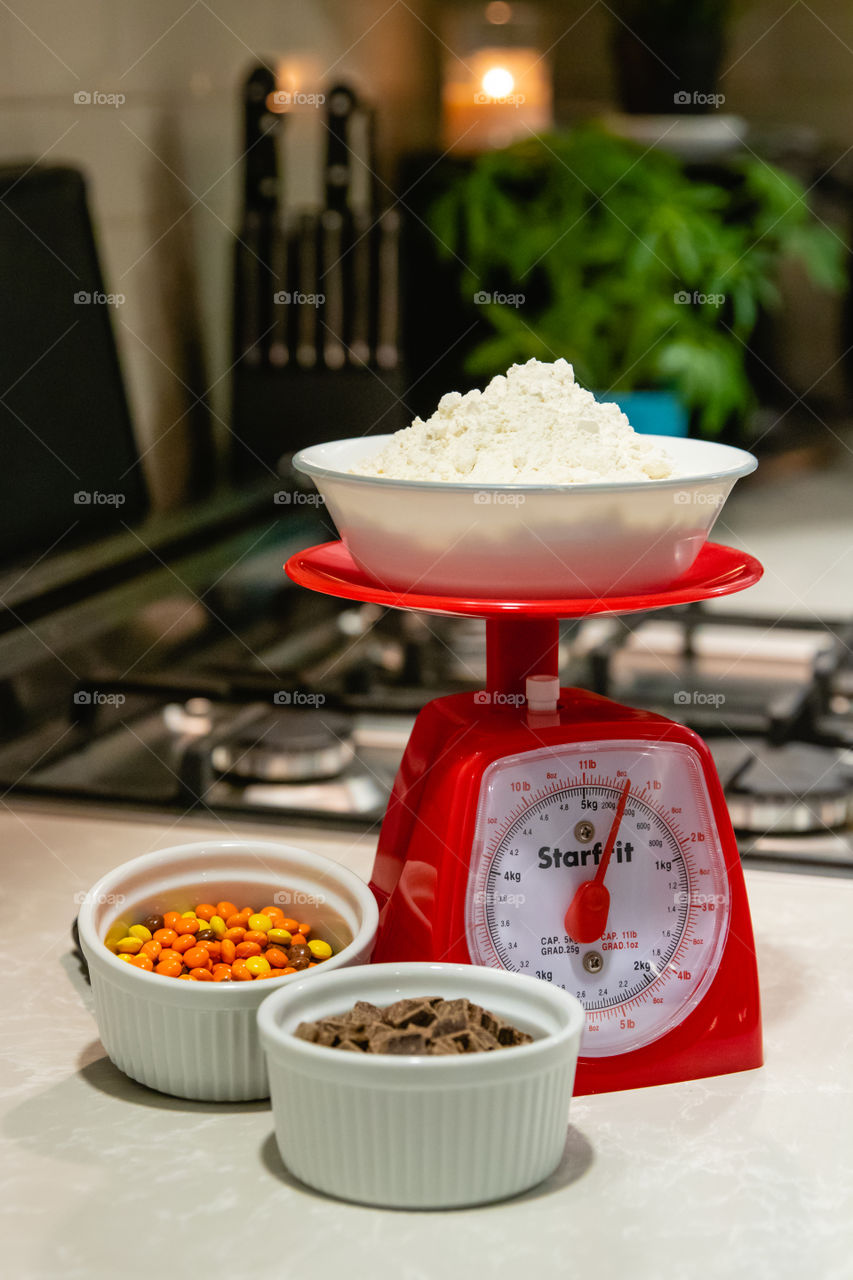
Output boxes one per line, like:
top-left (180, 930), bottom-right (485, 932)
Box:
top-left (2, 803), bottom-right (851, 1279)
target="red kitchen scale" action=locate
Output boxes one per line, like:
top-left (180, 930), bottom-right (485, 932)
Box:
top-left (286, 539), bottom-right (764, 1094)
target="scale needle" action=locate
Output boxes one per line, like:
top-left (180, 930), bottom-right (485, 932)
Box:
top-left (564, 778), bottom-right (632, 944)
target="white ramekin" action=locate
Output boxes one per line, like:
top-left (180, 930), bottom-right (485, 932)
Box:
top-left (293, 434), bottom-right (756, 599)
top-left (257, 962), bottom-right (585, 1208)
top-left (77, 840), bottom-right (378, 1102)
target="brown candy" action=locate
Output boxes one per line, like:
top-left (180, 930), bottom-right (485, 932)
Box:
top-left (293, 995), bottom-right (534, 1056)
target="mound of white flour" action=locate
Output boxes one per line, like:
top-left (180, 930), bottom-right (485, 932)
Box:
top-left (356, 359), bottom-right (673, 483)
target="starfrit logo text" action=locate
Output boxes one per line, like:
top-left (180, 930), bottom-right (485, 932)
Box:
top-left (538, 840), bottom-right (634, 869)
top-left (73, 291), bottom-right (125, 306)
top-left (73, 691), bottom-right (126, 707)
top-left (273, 291), bottom-right (325, 307)
top-left (674, 289), bottom-right (725, 307)
top-left (274, 491), bottom-right (325, 506)
top-left (674, 690), bottom-right (725, 708)
top-left (473, 690), bottom-right (526, 706)
top-left (674, 90), bottom-right (725, 108)
top-left (73, 90), bottom-right (126, 107)
top-left (74, 491), bottom-right (126, 506)
top-left (473, 290), bottom-right (525, 308)
top-left (273, 690), bottom-right (326, 706)
top-left (473, 490), bottom-right (525, 506)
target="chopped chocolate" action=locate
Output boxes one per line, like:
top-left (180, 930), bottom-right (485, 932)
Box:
top-left (293, 995), bottom-right (535, 1055)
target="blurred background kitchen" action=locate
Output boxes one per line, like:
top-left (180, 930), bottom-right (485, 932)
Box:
top-left (2, 0), bottom-right (853, 871)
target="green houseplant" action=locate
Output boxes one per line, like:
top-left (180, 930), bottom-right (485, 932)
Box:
top-left (427, 127), bottom-right (845, 437)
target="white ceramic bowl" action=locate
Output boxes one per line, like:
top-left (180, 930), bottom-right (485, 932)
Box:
top-left (257, 962), bottom-right (585, 1208)
top-left (293, 434), bottom-right (757, 598)
top-left (77, 840), bottom-right (378, 1101)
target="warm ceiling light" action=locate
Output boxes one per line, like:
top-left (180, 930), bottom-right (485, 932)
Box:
top-left (481, 66), bottom-right (515, 98)
top-left (485, 1), bottom-right (512, 22)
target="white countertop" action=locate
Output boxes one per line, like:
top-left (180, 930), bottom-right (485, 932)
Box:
top-left (2, 803), bottom-right (852, 1279)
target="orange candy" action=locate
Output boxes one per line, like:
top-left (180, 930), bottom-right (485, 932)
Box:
top-left (225, 911), bottom-right (251, 930)
top-left (106, 894), bottom-right (334, 982)
top-left (173, 916), bottom-right (200, 936)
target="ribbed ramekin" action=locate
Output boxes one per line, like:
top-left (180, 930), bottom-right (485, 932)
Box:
top-left (257, 962), bottom-right (585, 1208)
top-left (77, 840), bottom-right (378, 1101)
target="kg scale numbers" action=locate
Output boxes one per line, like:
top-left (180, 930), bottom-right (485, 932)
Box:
top-left (465, 741), bottom-right (730, 1057)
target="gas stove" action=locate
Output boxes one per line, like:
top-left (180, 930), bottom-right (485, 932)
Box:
top-left (1, 503), bottom-right (851, 870)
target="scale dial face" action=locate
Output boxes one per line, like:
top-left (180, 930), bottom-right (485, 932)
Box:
top-left (464, 740), bottom-right (731, 1057)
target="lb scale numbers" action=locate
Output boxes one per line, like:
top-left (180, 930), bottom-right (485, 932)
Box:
top-left (464, 740), bottom-right (731, 1056)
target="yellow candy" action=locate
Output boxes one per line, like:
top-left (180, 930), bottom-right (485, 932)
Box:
top-left (307, 939), bottom-right (333, 960)
top-left (267, 928), bottom-right (292, 946)
top-left (104, 921), bottom-right (129, 953)
top-left (128, 924), bottom-right (152, 942)
top-left (209, 915), bottom-right (226, 937)
top-left (245, 955), bottom-right (271, 977)
top-left (248, 913), bottom-right (272, 933)
top-left (117, 953), bottom-right (136, 963)
top-left (116, 937), bottom-right (143, 954)
top-left (180, 910), bottom-right (196, 919)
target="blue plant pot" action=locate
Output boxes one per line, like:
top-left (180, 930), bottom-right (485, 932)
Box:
top-left (594, 390), bottom-right (688, 437)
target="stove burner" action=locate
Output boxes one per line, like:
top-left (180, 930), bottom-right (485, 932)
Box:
top-left (715, 739), bottom-right (853, 834)
top-left (211, 709), bottom-right (355, 783)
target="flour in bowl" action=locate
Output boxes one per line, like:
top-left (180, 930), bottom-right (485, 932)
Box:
top-left (356, 359), bottom-right (673, 483)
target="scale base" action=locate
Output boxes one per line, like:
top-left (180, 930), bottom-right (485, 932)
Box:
top-left (369, 688), bottom-right (763, 1096)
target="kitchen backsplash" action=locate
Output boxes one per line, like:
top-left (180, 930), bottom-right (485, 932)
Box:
top-left (0, 0), bottom-right (435, 509)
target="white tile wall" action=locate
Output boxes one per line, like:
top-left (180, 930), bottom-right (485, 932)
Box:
top-left (0, 0), bottom-right (436, 508)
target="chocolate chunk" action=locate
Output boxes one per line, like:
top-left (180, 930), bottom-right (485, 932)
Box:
top-left (431, 1034), bottom-right (466, 1054)
top-left (293, 1021), bottom-right (319, 1042)
top-left (350, 1001), bottom-right (383, 1021)
top-left (336, 1039), bottom-right (367, 1052)
top-left (368, 1028), bottom-right (430, 1055)
top-left (383, 998), bottom-right (437, 1029)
